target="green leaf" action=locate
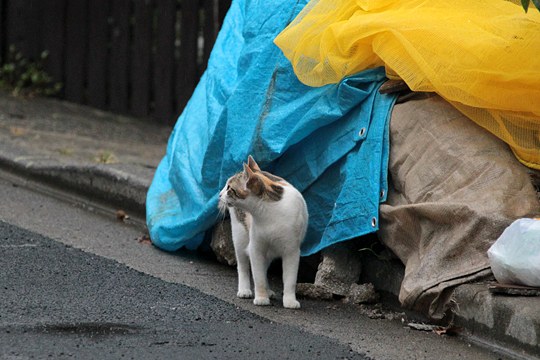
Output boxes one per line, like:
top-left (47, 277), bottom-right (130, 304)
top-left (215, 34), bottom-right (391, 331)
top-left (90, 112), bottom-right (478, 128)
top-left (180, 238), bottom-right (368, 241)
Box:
top-left (31, 73), bottom-right (41, 84)
top-left (522, 0), bottom-right (530, 12)
top-left (1, 45), bottom-right (63, 97)
top-left (532, 0), bottom-right (540, 11)
top-left (3, 63), bottom-right (15, 73)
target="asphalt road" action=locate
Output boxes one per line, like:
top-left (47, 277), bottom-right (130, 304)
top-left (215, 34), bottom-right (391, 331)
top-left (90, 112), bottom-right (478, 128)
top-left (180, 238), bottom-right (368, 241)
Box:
top-left (0, 220), bottom-right (365, 359)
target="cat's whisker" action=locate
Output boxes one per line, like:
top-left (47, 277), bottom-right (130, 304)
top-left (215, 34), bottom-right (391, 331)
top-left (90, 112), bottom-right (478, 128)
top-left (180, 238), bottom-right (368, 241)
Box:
top-left (217, 198), bottom-right (229, 218)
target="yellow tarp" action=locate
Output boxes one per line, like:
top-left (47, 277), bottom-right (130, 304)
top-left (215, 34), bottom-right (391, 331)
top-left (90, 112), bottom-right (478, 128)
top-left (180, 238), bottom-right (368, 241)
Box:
top-left (275, 0), bottom-right (540, 169)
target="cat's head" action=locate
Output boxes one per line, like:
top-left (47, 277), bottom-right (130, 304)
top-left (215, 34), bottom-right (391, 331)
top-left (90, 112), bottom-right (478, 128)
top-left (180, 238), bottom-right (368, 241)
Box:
top-left (218, 171), bottom-right (248, 213)
top-left (218, 156), bottom-right (284, 212)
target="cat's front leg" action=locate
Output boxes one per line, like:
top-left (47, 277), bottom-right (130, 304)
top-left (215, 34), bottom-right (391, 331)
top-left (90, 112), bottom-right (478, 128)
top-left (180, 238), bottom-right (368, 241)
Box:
top-left (232, 221), bottom-right (252, 299)
top-left (235, 248), bottom-right (252, 299)
top-left (249, 246), bottom-right (271, 306)
top-left (282, 250), bottom-right (301, 309)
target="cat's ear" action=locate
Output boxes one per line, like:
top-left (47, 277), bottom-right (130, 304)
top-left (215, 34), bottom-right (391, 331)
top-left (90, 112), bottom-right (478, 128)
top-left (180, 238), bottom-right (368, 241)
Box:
top-left (243, 162), bottom-right (255, 178)
top-left (244, 166), bottom-right (263, 195)
top-left (247, 155), bottom-right (261, 172)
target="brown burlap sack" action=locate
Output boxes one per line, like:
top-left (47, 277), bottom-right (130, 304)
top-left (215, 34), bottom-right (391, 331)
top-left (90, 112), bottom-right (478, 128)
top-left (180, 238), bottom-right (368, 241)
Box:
top-left (379, 95), bottom-right (540, 319)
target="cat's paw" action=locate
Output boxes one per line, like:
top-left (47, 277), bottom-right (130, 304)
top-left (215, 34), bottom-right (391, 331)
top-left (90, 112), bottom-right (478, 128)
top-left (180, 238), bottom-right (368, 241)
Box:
top-left (283, 297), bottom-right (301, 309)
top-left (237, 289), bottom-right (253, 298)
top-left (253, 297), bottom-right (271, 306)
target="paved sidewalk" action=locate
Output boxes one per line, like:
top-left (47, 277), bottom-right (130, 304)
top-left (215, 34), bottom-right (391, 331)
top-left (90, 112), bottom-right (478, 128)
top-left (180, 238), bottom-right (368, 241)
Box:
top-left (0, 93), bottom-right (170, 215)
top-left (0, 92), bottom-right (539, 359)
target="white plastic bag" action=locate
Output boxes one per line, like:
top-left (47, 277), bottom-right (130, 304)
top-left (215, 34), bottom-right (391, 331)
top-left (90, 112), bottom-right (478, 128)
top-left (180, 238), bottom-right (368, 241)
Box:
top-left (487, 218), bottom-right (540, 287)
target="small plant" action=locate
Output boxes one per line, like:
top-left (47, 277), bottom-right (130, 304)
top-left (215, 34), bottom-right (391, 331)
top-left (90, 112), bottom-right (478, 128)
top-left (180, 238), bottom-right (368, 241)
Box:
top-left (0, 45), bottom-right (62, 97)
top-left (358, 242), bottom-right (393, 262)
top-left (521, 0), bottom-right (540, 12)
top-left (94, 151), bottom-right (118, 164)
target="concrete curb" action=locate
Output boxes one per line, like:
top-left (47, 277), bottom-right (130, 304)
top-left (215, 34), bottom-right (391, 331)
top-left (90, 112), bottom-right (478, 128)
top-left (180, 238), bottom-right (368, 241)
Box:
top-left (0, 152), bottom-right (149, 216)
top-left (453, 284), bottom-right (540, 358)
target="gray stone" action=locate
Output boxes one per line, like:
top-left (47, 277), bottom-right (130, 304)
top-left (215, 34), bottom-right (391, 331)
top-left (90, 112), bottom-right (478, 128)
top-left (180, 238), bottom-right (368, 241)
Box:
top-left (210, 218), bottom-right (237, 266)
top-left (314, 241), bottom-right (362, 296)
top-left (347, 283), bottom-right (380, 304)
top-left (359, 250), bottom-right (404, 299)
top-left (296, 283), bottom-right (334, 300)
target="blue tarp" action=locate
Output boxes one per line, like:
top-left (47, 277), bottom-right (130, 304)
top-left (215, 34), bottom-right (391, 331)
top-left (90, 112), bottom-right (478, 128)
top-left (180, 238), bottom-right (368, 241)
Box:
top-left (146, 0), bottom-right (397, 256)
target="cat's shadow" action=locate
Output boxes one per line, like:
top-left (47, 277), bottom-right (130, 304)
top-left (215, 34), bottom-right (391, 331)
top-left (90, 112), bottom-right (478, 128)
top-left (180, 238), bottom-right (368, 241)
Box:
top-left (267, 253), bottom-right (319, 287)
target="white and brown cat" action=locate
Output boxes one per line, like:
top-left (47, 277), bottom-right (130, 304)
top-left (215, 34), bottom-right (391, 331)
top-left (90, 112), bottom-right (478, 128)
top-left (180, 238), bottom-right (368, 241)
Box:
top-left (218, 156), bottom-right (308, 309)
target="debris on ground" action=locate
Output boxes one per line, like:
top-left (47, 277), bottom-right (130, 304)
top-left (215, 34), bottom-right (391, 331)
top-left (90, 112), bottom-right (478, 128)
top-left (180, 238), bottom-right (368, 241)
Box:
top-left (296, 283), bottom-right (334, 300)
top-left (94, 151), bottom-right (118, 164)
top-left (116, 209), bottom-right (129, 221)
top-left (346, 283), bottom-right (380, 304)
top-left (9, 126), bottom-right (27, 136)
top-left (356, 303), bottom-right (406, 321)
top-left (407, 322), bottom-right (462, 336)
top-left (407, 323), bottom-right (438, 332)
top-left (137, 234), bottom-right (152, 245)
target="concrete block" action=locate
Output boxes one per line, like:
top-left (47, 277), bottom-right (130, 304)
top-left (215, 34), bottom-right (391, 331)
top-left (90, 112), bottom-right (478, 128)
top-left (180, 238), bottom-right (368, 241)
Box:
top-left (296, 283), bottom-right (334, 300)
top-left (314, 241), bottom-right (362, 296)
top-left (210, 218), bottom-right (236, 266)
top-left (347, 283), bottom-right (380, 304)
top-left (359, 250), bottom-right (404, 298)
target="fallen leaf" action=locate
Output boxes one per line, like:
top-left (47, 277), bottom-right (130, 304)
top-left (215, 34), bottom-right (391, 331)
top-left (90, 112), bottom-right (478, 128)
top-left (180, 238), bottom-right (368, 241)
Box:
top-left (116, 210), bottom-right (129, 221)
top-left (435, 326), bottom-right (462, 336)
top-left (408, 322), bottom-right (462, 336)
top-left (57, 147), bottom-right (74, 156)
top-left (407, 323), bottom-right (438, 332)
top-left (10, 126), bottom-right (27, 137)
top-left (137, 234), bottom-right (152, 245)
